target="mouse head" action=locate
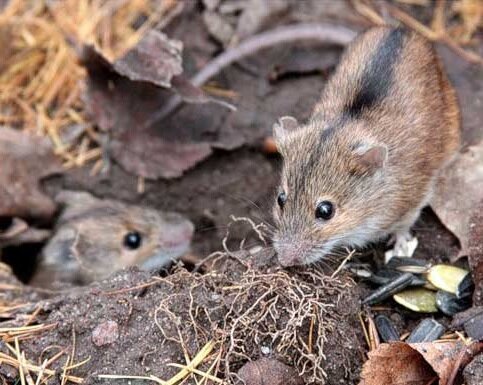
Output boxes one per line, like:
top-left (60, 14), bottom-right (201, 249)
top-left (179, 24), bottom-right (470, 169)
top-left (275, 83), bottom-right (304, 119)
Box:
top-left (41, 191), bottom-right (194, 284)
top-left (272, 116), bottom-right (388, 267)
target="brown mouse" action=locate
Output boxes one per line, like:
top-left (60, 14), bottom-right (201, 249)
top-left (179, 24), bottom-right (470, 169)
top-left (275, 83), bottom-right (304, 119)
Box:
top-left (31, 191), bottom-right (194, 286)
top-left (272, 27), bottom-right (460, 267)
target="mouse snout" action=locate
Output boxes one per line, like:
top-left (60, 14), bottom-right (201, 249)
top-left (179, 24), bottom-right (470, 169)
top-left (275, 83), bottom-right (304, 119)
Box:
top-left (273, 238), bottom-right (311, 267)
top-left (159, 218), bottom-right (194, 250)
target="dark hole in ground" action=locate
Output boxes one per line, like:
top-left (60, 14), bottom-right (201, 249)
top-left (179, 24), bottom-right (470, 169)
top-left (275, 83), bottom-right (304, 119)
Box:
top-left (2, 242), bottom-right (43, 283)
top-left (0, 216), bottom-right (13, 231)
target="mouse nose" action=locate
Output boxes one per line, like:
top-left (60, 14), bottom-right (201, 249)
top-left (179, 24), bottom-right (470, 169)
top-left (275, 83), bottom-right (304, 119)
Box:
top-left (160, 219), bottom-right (194, 249)
top-left (274, 240), bottom-right (306, 267)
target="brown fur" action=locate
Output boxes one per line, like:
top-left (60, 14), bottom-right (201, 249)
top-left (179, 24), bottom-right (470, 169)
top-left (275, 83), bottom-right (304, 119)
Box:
top-left (273, 27), bottom-right (460, 266)
top-left (31, 191), bottom-right (194, 286)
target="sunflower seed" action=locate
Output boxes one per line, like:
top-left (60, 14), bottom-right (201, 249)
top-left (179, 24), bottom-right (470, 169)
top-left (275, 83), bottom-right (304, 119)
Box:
top-left (386, 256), bottom-right (430, 274)
top-left (436, 290), bottom-right (472, 316)
top-left (406, 318), bottom-right (445, 343)
top-left (362, 273), bottom-right (414, 305)
top-left (375, 315), bottom-right (399, 342)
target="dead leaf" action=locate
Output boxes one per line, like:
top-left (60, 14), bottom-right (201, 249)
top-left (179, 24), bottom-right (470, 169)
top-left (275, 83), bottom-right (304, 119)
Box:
top-left (359, 341), bottom-right (483, 385)
top-left (359, 342), bottom-right (435, 385)
top-left (269, 46), bottom-right (341, 82)
top-left (432, 144), bottom-right (483, 259)
top-left (234, 0), bottom-right (290, 42)
top-left (109, 128), bottom-right (213, 179)
top-left (112, 30), bottom-right (183, 88)
top-left (0, 127), bottom-right (62, 219)
top-left (81, 32), bottom-right (234, 179)
top-left (430, 48), bottom-right (483, 259)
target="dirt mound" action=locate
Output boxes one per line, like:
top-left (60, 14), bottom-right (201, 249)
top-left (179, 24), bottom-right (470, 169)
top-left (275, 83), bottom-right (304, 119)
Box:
top-left (1, 253), bottom-right (363, 384)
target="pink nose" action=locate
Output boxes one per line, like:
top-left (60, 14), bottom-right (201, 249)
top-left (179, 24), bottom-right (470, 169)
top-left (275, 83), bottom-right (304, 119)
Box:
top-left (275, 242), bottom-right (305, 267)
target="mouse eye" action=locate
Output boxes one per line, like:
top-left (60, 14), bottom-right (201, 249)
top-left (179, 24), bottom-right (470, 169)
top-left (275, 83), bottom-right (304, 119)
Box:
top-left (315, 201), bottom-right (335, 220)
top-left (277, 192), bottom-right (287, 209)
top-left (123, 231), bottom-right (142, 250)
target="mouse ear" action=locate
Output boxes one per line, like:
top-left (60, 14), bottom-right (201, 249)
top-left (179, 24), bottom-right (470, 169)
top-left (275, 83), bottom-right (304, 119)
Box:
top-left (351, 142), bottom-right (388, 174)
top-left (273, 116), bottom-right (299, 141)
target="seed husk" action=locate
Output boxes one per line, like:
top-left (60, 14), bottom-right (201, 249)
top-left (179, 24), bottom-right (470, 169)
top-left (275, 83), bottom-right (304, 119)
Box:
top-left (375, 315), bottom-right (399, 342)
top-left (362, 272), bottom-right (414, 305)
top-left (386, 257), bottom-right (430, 274)
top-left (436, 290), bottom-right (472, 316)
top-left (406, 318), bottom-right (445, 343)
top-left (427, 265), bottom-right (469, 294)
top-left (393, 288), bottom-right (438, 313)
top-left (348, 265), bottom-right (391, 285)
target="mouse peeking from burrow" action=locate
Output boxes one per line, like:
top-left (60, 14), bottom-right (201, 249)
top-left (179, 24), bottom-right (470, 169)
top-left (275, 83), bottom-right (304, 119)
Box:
top-left (272, 27), bottom-right (460, 267)
top-left (31, 191), bottom-right (194, 287)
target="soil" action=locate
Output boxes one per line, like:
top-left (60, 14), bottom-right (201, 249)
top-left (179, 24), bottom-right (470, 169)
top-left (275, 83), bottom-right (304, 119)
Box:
top-left (464, 353), bottom-right (483, 385)
top-left (1, 255), bottom-right (364, 385)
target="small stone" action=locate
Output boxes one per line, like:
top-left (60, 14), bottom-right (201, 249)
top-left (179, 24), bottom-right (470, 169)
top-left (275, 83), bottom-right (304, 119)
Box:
top-left (260, 345), bottom-right (271, 355)
top-left (92, 320), bottom-right (119, 346)
top-left (464, 353), bottom-right (483, 385)
top-left (237, 358), bottom-right (304, 385)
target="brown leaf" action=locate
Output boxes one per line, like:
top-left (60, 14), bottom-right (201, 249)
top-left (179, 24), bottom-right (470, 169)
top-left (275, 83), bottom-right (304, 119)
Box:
top-left (431, 144), bottom-right (483, 259)
top-left (269, 46), bottom-right (341, 82)
top-left (109, 128), bottom-right (212, 179)
top-left (359, 342), bottom-right (435, 385)
top-left (430, 47), bottom-right (483, 260)
top-left (81, 33), bottom-right (233, 179)
top-left (359, 341), bottom-right (483, 385)
top-left (0, 127), bottom-right (62, 219)
top-left (112, 30), bottom-right (183, 88)
top-left (237, 358), bottom-right (304, 385)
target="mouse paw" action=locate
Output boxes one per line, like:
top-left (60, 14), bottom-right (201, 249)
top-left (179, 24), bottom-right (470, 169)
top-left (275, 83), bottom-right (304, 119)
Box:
top-left (385, 232), bottom-right (418, 263)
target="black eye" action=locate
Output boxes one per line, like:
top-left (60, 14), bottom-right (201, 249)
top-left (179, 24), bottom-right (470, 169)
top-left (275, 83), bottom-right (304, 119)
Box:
top-left (123, 231), bottom-right (142, 250)
top-left (315, 201), bottom-right (335, 220)
top-left (277, 192), bottom-right (287, 209)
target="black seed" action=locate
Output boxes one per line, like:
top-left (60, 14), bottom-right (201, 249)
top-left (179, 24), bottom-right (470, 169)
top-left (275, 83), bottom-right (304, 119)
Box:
top-left (406, 318), bottom-right (445, 343)
top-left (362, 272), bottom-right (414, 305)
top-left (375, 315), bottom-right (400, 342)
top-left (436, 290), bottom-right (472, 316)
top-left (456, 273), bottom-right (474, 299)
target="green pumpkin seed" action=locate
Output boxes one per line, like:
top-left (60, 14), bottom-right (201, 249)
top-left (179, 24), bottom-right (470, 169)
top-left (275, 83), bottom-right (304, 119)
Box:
top-left (427, 265), bottom-right (469, 294)
top-left (393, 288), bottom-right (438, 313)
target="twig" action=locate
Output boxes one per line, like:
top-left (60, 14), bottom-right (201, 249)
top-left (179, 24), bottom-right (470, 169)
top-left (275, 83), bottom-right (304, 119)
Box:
top-left (331, 249), bottom-right (355, 278)
top-left (149, 23), bottom-right (357, 123)
top-left (166, 363), bottom-right (224, 384)
top-left (384, 3), bottom-right (483, 64)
